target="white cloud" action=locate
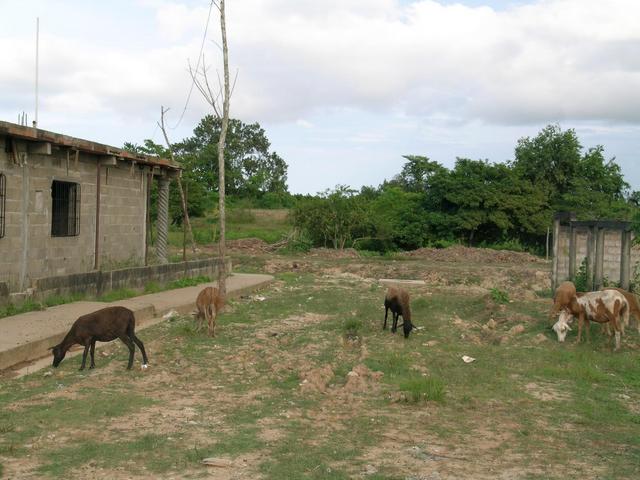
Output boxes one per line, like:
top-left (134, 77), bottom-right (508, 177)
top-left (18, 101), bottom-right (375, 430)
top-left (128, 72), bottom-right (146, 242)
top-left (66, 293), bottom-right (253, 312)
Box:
top-left (1, 0), bottom-right (640, 193)
top-left (3, 0), bottom-right (640, 127)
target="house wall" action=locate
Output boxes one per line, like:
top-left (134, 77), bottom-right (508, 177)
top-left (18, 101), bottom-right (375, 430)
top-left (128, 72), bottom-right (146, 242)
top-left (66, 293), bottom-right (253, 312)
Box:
top-left (556, 225), bottom-right (640, 284)
top-left (0, 135), bottom-right (149, 292)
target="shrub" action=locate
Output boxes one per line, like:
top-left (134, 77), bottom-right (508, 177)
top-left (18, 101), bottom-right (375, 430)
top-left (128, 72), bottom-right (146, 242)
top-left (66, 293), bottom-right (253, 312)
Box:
top-left (490, 288), bottom-right (509, 304)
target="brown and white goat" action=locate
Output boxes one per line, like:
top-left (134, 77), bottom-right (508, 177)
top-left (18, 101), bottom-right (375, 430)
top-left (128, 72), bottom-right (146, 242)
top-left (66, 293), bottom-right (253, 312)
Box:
top-left (383, 287), bottom-right (414, 338)
top-left (605, 287), bottom-right (640, 334)
top-left (51, 306), bottom-right (149, 370)
top-left (195, 286), bottom-right (224, 337)
top-left (553, 289), bottom-right (629, 350)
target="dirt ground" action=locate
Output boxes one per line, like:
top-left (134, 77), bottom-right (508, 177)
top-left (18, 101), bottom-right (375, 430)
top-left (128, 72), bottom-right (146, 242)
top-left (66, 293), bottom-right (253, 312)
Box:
top-left (2, 245), bottom-right (639, 479)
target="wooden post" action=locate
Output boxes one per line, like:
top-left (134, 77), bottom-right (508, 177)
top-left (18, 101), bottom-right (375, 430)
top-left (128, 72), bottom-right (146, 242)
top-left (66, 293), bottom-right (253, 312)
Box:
top-left (586, 226), bottom-right (596, 291)
top-left (594, 227), bottom-right (605, 290)
top-left (620, 229), bottom-right (631, 290)
top-left (551, 217), bottom-right (561, 291)
top-left (545, 227), bottom-right (550, 261)
top-left (568, 225), bottom-right (577, 281)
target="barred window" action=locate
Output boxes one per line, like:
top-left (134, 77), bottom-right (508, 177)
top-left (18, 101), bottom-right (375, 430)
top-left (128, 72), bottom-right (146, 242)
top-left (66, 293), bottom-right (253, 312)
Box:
top-left (0, 173), bottom-right (5, 238)
top-left (51, 180), bottom-right (80, 237)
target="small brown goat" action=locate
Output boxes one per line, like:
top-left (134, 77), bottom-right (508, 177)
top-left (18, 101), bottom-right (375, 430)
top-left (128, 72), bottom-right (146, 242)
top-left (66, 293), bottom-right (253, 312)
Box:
top-left (195, 286), bottom-right (224, 337)
top-left (383, 287), bottom-right (414, 338)
top-left (51, 306), bottom-right (148, 370)
top-left (550, 281), bottom-right (578, 318)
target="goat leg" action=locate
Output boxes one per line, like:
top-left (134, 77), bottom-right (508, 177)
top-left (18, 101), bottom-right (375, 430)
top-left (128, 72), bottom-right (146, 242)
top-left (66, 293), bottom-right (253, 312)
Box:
top-left (89, 340), bottom-right (96, 369)
top-left (80, 343), bottom-right (90, 370)
top-left (577, 314), bottom-right (584, 343)
top-left (392, 313), bottom-right (399, 333)
top-left (120, 335), bottom-right (136, 370)
top-left (383, 307), bottom-right (389, 330)
top-left (132, 335), bottom-right (149, 366)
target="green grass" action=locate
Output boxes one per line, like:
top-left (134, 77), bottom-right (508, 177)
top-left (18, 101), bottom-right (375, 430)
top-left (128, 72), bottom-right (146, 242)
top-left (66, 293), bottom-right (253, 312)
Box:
top-left (398, 376), bottom-right (446, 403)
top-left (97, 288), bottom-right (138, 302)
top-left (169, 207), bottom-right (291, 247)
top-left (1, 255), bottom-right (640, 479)
top-left (0, 299), bottom-right (44, 319)
top-left (166, 275), bottom-right (210, 289)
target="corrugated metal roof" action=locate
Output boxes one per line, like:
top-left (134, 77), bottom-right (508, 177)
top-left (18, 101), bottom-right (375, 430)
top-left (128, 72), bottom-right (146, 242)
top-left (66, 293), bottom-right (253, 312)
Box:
top-left (0, 120), bottom-right (180, 171)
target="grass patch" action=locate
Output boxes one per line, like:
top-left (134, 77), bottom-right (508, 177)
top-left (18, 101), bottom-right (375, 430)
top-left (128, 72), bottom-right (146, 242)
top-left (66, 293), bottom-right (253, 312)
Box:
top-left (342, 318), bottom-right (363, 339)
top-left (398, 376), bottom-right (446, 403)
top-left (490, 287), bottom-right (509, 304)
top-left (0, 299), bottom-right (44, 319)
top-left (97, 288), bottom-right (137, 302)
top-left (166, 275), bottom-right (211, 289)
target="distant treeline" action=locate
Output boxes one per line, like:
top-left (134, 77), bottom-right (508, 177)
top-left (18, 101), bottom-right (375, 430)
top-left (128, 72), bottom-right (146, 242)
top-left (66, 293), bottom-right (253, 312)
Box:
top-left (291, 124), bottom-right (638, 254)
top-left (126, 120), bottom-right (638, 254)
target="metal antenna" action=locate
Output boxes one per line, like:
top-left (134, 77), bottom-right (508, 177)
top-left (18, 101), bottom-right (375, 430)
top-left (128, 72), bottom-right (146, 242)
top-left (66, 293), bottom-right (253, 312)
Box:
top-left (34, 17), bottom-right (39, 128)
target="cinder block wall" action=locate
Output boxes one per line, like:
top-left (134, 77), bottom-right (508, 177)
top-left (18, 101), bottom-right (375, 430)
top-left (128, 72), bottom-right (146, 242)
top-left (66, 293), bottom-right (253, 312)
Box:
top-left (0, 135), bottom-right (149, 292)
top-left (556, 226), bottom-right (639, 284)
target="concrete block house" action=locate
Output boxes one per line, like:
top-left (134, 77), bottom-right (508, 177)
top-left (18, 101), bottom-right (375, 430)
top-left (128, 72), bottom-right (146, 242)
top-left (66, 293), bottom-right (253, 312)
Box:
top-left (0, 120), bottom-right (181, 296)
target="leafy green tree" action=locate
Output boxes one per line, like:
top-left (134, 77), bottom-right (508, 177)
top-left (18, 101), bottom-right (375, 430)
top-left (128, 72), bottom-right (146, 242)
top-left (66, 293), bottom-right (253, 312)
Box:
top-left (511, 124), bottom-right (632, 221)
top-left (391, 155), bottom-right (447, 192)
top-left (368, 186), bottom-right (428, 250)
top-left (123, 140), bottom-right (208, 225)
top-left (175, 116), bottom-right (288, 199)
top-left (292, 186), bottom-right (368, 249)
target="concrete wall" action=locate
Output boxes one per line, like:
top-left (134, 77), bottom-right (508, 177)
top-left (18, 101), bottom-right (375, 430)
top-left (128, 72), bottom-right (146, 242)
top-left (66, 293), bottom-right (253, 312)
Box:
top-left (33, 257), bottom-right (232, 300)
top-left (0, 135), bottom-right (150, 292)
top-left (556, 225), bottom-right (640, 284)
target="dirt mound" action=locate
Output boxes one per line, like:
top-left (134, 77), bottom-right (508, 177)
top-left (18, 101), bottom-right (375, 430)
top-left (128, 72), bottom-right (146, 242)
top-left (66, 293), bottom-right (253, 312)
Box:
top-left (343, 364), bottom-right (384, 393)
top-left (227, 237), bottom-right (271, 254)
top-left (299, 365), bottom-right (334, 393)
top-left (401, 246), bottom-right (545, 264)
top-left (307, 248), bottom-right (361, 258)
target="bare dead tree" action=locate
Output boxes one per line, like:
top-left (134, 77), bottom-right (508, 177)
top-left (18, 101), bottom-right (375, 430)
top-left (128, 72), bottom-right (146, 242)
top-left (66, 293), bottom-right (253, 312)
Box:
top-left (188, 0), bottom-right (232, 299)
top-left (158, 106), bottom-right (197, 255)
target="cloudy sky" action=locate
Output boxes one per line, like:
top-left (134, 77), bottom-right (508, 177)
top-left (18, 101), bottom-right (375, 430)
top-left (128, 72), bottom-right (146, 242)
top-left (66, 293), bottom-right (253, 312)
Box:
top-left (1, 0), bottom-right (639, 193)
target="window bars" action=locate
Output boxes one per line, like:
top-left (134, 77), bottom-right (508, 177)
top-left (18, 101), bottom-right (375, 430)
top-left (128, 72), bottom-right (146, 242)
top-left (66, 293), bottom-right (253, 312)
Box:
top-left (51, 180), bottom-right (80, 237)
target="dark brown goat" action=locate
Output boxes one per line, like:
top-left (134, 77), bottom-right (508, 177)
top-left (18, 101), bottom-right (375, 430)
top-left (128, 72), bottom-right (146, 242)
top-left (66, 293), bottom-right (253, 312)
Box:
top-left (51, 306), bottom-right (148, 370)
top-left (383, 287), bottom-right (414, 338)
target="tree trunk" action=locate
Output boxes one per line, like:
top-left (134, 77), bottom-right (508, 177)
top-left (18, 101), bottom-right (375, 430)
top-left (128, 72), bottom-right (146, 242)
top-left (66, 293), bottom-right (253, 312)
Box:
top-left (159, 106), bottom-right (196, 254)
top-left (217, 0), bottom-right (230, 300)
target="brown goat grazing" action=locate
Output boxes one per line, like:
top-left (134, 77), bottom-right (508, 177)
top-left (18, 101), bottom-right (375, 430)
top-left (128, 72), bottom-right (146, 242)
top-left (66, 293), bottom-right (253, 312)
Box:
top-left (195, 286), bottom-right (224, 337)
top-left (383, 287), bottom-right (414, 338)
top-left (550, 281), bottom-right (577, 318)
top-left (51, 306), bottom-right (148, 370)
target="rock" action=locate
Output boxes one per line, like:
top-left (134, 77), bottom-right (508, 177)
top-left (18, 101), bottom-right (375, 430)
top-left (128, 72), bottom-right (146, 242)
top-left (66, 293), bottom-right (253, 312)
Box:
top-left (43, 371), bottom-right (52, 377)
top-left (461, 355), bottom-right (476, 364)
top-left (486, 319), bottom-right (497, 329)
top-left (202, 457), bottom-right (234, 468)
top-left (509, 324), bottom-right (525, 336)
top-left (533, 333), bottom-right (548, 344)
top-left (364, 464), bottom-right (378, 475)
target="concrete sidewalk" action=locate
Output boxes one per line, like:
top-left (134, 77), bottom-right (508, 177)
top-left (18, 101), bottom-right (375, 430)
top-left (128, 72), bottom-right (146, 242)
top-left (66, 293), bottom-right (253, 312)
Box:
top-left (0, 273), bottom-right (273, 372)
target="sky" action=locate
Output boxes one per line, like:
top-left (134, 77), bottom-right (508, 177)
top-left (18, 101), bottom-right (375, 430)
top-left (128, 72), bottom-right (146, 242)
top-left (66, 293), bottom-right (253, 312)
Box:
top-left (1, 0), bottom-right (639, 194)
